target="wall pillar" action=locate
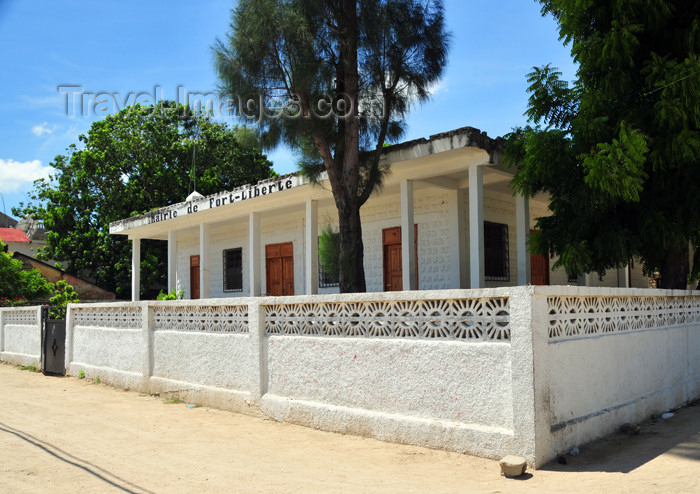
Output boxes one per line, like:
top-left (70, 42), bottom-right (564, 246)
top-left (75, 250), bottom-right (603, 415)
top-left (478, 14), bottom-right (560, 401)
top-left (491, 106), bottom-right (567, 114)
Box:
top-left (468, 165), bottom-right (485, 288)
top-left (249, 212), bottom-right (261, 296)
top-left (167, 230), bottom-right (178, 293)
top-left (447, 189), bottom-right (467, 289)
top-left (624, 263), bottom-right (631, 288)
top-left (131, 238), bottom-right (140, 302)
top-left (199, 223), bottom-right (210, 299)
top-left (400, 179), bottom-right (417, 290)
top-left (516, 194), bottom-right (531, 285)
top-left (305, 199), bottom-right (319, 295)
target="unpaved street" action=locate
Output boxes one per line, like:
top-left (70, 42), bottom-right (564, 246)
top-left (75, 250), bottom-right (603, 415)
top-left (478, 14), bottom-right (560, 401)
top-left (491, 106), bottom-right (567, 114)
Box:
top-left (1, 362), bottom-right (699, 493)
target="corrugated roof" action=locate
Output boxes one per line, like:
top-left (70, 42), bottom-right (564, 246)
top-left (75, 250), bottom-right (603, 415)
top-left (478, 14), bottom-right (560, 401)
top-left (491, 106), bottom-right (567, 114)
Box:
top-left (0, 227), bottom-right (31, 243)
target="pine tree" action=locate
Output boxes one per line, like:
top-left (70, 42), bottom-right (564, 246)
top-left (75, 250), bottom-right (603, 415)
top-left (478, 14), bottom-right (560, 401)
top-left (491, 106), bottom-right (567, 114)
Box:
top-left (214, 0), bottom-right (450, 292)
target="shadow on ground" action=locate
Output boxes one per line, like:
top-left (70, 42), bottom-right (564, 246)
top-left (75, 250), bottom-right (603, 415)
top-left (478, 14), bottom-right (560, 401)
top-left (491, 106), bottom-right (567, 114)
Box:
top-left (540, 402), bottom-right (700, 474)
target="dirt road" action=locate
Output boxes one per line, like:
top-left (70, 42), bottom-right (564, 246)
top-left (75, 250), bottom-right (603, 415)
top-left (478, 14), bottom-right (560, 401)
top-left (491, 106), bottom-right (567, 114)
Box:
top-left (1, 363), bottom-right (699, 493)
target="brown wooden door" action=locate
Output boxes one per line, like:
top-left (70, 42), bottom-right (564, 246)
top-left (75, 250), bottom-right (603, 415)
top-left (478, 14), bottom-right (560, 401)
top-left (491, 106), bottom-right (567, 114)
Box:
top-left (530, 229), bottom-right (550, 285)
top-left (265, 242), bottom-right (294, 296)
top-left (190, 255), bottom-right (200, 299)
top-left (382, 226), bottom-right (418, 291)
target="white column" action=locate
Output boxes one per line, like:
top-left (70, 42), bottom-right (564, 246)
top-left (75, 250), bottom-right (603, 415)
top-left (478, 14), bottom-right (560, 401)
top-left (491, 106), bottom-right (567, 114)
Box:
top-left (305, 199), bottom-right (319, 295)
top-left (516, 194), bottom-right (531, 285)
top-left (249, 212), bottom-right (261, 296)
top-left (131, 238), bottom-right (140, 301)
top-left (468, 165), bottom-right (485, 288)
top-left (578, 273), bottom-right (589, 287)
top-left (199, 223), bottom-right (210, 299)
top-left (447, 189), bottom-right (467, 288)
top-left (167, 230), bottom-right (178, 292)
top-left (400, 179), bottom-right (416, 290)
top-left (623, 263), bottom-right (631, 288)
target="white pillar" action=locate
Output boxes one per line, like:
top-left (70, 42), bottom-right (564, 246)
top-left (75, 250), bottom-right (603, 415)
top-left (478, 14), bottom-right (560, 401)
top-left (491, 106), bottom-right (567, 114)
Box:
top-left (249, 212), bottom-right (261, 296)
top-left (624, 263), bottom-right (631, 288)
top-left (305, 199), bottom-right (319, 295)
top-left (447, 189), bottom-right (467, 288)
top-left (468, 165), bottom-right (485, 289)
top-left (131, 238), bottom-right (141, 302)
top-left (199, 223), bottom-right (210, 299)
top-left (167, 230), bottom-right (178, 292)
top-left (516, 194), bottom-right (531, 285)
top-left (578, 273), bottom-right (589, 287)
top-left (400, 179), bottom-right (416, 290)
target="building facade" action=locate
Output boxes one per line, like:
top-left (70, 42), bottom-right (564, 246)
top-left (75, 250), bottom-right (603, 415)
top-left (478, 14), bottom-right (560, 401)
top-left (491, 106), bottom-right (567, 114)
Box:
top-left (110, 127), bottom-right (648, 301)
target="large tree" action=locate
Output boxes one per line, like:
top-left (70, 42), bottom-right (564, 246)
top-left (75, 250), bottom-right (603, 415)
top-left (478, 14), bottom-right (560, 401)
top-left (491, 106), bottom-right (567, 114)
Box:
top-left (214, 0), bottom-right (449, 292)
top-left (505, 0), bottom-right (700, 289)
top-left (16, 102), bottom-right (274, 298)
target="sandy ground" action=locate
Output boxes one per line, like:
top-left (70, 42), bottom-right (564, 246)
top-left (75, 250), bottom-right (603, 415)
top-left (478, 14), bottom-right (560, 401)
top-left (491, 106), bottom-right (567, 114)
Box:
top-left (1, 363), bottom-right (699, 493)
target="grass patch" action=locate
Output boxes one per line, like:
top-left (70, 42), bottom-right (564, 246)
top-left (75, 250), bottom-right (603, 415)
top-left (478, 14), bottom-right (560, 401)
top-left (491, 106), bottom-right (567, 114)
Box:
top-left (78, 369), bottom-right (85, 379)
top-left (20, 364), bottom-right (40, 373)
top-left (164, 395), bottom-right (184, 404)
top-left (92, 376), bottom-right (100, 385)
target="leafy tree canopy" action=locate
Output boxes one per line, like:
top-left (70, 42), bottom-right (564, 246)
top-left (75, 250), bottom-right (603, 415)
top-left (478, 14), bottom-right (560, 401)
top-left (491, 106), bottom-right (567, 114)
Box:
top-left (0, 242), bottom-right (54, 303)
top-left (214, 0), bottom-right (449, 292)
top-left (506, 0), bottom-right (700, 289)
top-left (16, 102), bottom-right (275, 298)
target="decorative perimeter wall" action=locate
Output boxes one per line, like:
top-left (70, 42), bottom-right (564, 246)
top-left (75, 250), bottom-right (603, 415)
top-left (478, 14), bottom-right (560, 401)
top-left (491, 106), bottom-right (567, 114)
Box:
top-left (2, 286), bottom-right (699, 467)
top-left (0, 306), bottom-right (42, 366)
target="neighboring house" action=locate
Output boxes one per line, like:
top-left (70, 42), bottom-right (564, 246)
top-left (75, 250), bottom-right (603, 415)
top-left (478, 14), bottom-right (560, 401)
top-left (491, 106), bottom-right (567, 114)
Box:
top-left (0, 216), bottom-right (49, 259)
top-left (0, 211), bottom-right (17, 228)
top-left (0, 227), bottom-right (34, 257)
top-left (110, 126), bottom-right (654, 301)
top-left (12, 252), bottom-right (116, 302)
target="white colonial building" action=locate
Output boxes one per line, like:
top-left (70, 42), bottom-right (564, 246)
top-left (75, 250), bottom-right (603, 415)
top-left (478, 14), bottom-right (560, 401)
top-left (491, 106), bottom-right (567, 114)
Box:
top-left (110, 126), bottom-right (648, 301)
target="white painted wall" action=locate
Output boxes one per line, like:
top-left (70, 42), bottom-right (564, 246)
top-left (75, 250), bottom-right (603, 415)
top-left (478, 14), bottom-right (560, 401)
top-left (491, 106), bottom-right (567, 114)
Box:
top-left (9, 286), bottom-right (696, 468)
top-left (0, 307), bottom-right (41, 366)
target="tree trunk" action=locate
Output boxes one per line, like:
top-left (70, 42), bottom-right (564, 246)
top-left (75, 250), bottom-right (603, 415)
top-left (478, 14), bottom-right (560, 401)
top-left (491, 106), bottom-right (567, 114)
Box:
top-left (336, 198), bottom-right (366, 293)
top-left (658, 241), bottom-right (689, 289)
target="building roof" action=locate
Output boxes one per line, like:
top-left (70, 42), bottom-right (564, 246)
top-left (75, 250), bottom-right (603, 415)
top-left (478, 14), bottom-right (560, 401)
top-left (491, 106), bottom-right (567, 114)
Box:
top-left (0, 227), bottom-right (31, 244)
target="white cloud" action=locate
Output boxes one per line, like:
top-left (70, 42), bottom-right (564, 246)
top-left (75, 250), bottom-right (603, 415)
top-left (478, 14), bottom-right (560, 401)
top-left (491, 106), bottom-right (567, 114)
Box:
top-left (0, 159), bottom-right (53, 193)
top-left (31, 122), bottom-right (55, 136)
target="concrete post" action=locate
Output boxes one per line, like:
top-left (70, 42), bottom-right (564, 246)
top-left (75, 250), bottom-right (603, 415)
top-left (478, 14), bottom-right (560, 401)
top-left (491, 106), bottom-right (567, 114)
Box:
top-left (447, 189), bottom-right (467, 289)
top-left (249, 212), bottom-right (261, 296)
top-left (468, 165), bottom-right (485, 288)
top-left (516, 194), bottom-right (531, 285)
top-left (131, 238), bottom-right (141, 302)
top-left (199, 223), bottom-right (210, 299)
top-left (0, 309), bottom-right (4, 355)
top-left (400, 179), bottom-right (416, 290)
top-left (305, 199), bottom-right (319, 295)
top-left (142, 302), bottom-right (154, 379)
top-left (167, 230), bottom-right (178, 293)
top-left (248, 298), bottom-right (267, 399)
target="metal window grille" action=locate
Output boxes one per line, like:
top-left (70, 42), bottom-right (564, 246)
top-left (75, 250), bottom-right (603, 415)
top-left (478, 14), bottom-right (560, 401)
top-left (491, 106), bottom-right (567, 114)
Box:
top-left (484, 221), bottom-right (510, 282)
top-left (223, 248), bottom-right (243, 292)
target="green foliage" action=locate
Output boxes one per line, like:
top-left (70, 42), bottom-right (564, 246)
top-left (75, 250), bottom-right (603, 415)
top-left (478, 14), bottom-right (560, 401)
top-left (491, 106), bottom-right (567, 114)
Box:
top-left (78, 369), bottom-right (85, 379)
top-left (506, 0), bottom-right (700, 288)
top-left (156, 288), bottom-right (184, 300)
top-left (214, 0), bottom-right (450, 292)
top-left (0, 241), bottom-right (54, 302)
top-left (15, 102), bottom-right (274, 298)
top-left (49, 280), bottom-right (80, 318)
top-left (20, 364), bottom-right (40, 372)
top-left (318, 225), bottom-right (340, 283)
top-left (164, 395), bottom-right (183, 404)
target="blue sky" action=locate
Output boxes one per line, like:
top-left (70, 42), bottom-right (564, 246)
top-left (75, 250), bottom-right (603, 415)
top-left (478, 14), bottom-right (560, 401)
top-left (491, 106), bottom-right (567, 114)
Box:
top-left (0, 0), bottom-right (576, 219)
